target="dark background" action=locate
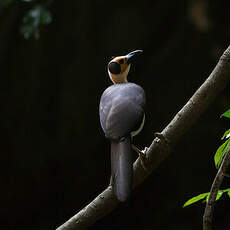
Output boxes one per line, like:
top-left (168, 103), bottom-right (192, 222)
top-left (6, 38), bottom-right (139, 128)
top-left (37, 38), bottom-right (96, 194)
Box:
top-left (1, 0), bottom-right (230, 229)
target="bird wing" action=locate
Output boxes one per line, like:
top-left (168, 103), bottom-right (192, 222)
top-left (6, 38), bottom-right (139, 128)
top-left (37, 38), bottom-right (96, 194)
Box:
top-left (99, 83), bottom-right (145, 141)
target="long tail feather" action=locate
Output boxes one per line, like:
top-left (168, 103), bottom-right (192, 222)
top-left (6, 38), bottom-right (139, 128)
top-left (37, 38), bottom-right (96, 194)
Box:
top-left (111, 136), bottom-right (133, 202)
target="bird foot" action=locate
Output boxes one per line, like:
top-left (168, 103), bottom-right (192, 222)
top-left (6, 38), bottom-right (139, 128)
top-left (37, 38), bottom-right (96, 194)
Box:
top-left (132, 145), bottom-right (149, 172)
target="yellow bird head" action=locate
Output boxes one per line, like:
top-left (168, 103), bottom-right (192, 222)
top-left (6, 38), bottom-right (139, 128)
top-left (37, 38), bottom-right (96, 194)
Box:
top-left (108, 50), bottom-right (143, 84)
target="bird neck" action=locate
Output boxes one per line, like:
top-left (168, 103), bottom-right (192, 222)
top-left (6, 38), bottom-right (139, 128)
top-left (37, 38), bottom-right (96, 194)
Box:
top-left (109, 65), bottom-right (130, 84)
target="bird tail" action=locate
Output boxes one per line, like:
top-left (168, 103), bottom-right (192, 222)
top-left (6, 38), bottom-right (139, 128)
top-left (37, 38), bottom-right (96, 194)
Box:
top-left (111, 136), bottom-right (133, 202)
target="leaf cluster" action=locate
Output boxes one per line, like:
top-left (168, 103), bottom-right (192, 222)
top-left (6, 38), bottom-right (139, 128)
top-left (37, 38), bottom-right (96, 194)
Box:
top-left (184, 109), bottom-right (230, 207)
top-left (0, 0), bottom-right (52, 39)
top-left (214, 128), bottom-right (230, 168)
top-left (183, 189), bottom-right (230, 207)
top-left (20, 4), bottom-right (52, 39)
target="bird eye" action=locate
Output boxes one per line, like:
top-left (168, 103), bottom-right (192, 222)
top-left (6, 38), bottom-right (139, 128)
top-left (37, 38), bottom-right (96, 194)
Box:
top-left (118, 59), bottom-right (124, 64)
top-left (108, 62), bottom-right (121, 74)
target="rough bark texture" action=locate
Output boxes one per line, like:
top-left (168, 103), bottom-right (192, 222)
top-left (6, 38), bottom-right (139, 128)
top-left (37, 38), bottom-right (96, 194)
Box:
top-left (57, 45), bottom-right (230, 230)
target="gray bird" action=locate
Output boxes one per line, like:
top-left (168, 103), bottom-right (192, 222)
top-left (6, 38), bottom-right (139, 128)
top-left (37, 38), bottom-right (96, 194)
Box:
top-left (99, 50), bottom-right (145, 202)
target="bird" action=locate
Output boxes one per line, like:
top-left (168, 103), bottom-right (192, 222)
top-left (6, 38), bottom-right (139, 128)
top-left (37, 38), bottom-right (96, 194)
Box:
top-left (99, 50), bottom-right (146, 202)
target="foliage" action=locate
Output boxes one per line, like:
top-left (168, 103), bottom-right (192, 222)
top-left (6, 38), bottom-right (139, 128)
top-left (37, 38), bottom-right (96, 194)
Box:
top-left (221, 109), bottom-right (230, 119)
top-left (214, 130), bottom-right (230, 168)
top-left (183, 189), bottom-right (230, 207)
top-left (214, 110), bottom-right (230, 168)
top-left (183, 109), bottom-right (230, 207)
top-left (20, 4), bottom-right (52, 39)
top-left (183, 192), bottom-right (209, 207)
top-left (0, 0), bottom-right (52, 39)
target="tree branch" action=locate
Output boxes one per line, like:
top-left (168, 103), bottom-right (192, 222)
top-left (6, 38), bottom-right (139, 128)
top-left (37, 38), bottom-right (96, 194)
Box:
top-left (203, 147), bottom-right (230, 230)
top-left (56, 45), bottom-right (230, 230)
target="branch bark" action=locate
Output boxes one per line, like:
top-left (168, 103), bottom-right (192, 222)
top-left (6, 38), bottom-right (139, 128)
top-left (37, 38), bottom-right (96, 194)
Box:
top-left (203, 147), bottom-right (230, 230)
top-left (56, 45), bottom-right (230, 230)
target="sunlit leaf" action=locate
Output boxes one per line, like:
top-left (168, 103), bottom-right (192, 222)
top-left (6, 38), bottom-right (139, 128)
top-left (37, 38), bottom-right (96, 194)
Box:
top-left (205, 194), bottom-right (210, 203)
top-left (227, 190), bottom-right (230, 198)
top-left (221, 109), bottom-right (230, 119)
top-left (223, 188), bottom-right (230, 192)
top-left (214, 139), bottom-right (230, 169)
top-left (216, 191), bottom-right (224, 200)
top-left (206, 191), bottom-right (224, 203)
top-left (221, 129), bottom-right (230, 140)
top-left (223, 188), bottom-right (230, 199)
top-left (184, 190), bottom-right (228, 208)
top-left (183, 193), bottom-right (209, 207)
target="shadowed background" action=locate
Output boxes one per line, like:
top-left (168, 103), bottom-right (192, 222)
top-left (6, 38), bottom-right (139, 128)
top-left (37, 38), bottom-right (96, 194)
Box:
top-left (1, 0), bottom-right (230, 229)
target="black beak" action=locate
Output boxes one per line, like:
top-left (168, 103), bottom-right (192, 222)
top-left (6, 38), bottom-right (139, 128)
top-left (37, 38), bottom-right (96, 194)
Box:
top-left (126, 50), bottom-right (143, 64)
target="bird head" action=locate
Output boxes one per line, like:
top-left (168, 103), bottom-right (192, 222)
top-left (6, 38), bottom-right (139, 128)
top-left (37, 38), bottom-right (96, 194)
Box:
top-left (108, 50), bottom-right (143, 84)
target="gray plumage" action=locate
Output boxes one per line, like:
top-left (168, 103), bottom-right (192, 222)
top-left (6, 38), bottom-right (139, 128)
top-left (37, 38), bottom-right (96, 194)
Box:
top-left (99, 82), bottom-right (145, 201)
top-left (110, 136), bottom-right (132, 201)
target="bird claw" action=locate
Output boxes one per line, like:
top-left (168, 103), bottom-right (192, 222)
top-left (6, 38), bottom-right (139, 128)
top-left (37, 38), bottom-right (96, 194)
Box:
top-left (132, 145), bottom-right (149, 172)
top-left (139, 148), bottom-right (149, 172)
top-left (139, 147), bottom-right (148, 156)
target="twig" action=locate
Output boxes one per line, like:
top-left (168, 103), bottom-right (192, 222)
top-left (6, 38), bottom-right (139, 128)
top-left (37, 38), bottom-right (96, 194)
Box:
top-left (203, 147), bottom-right (230, 230)
top-left (56, 45), bottom-right (230, 230)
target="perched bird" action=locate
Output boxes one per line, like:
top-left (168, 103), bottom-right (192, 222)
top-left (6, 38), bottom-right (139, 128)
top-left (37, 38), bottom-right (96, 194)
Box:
top-left (99, 50), bottom-right (146, 202)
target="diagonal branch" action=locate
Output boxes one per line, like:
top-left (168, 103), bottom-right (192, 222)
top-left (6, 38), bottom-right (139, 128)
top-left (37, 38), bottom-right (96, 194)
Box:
top-left (56, 45), bottom-right (230, 230)
top-left (203, 147), bottom-right (230, 230)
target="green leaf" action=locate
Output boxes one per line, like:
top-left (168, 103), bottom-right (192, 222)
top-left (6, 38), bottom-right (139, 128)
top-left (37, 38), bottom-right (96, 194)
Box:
top-left (20, 5), bottom-right (52, 39)
top-left (184, 189), bottom-right (230, 208)
top-left (223, 188), bottom-right (230, 193)
top-left (221, 129), bottom-right (230, 140)
top-left (205, 194), bottom-right (210, 203)
top-left (206, 191), bottom-right (224, 203)
top-left (216, 191), bottom-right (224, 201)
top-left (214, 139), bottom-right (230, 169)
top-left (221, 109), bottom-right (230, 119)
top-left (227, 190), bottom-right (230, 198)
top-left (183, 193), bottom-right (209, 207)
